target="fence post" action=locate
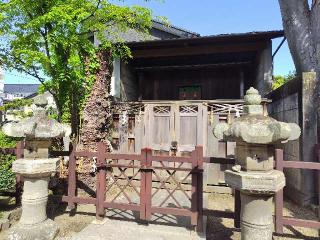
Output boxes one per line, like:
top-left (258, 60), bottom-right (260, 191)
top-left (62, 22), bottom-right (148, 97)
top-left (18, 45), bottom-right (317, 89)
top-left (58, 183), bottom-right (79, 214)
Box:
top-left (275, 148), bottom-right (284, 234)
top-left (96, 142), bottom-right (106, 220)
top-left (145, 148), bottom-right (152, 221)
top-left (15, 141), bottom-right (24, 206)
top-left (191, 148), bottom-right (199, 226)
top-left (140, 148), bottom-right (147, 220)
top-left (196, 146), bottom-right (204, 232)
top-left (67, 142), bottom-right (76, 210)
top-left (234, 189), bottom-right (241, 228)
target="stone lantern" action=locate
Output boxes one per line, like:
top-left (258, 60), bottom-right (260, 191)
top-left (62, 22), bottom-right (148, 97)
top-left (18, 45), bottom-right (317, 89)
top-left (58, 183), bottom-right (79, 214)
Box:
top-left (213, 87), bottom-right (300, 240)
top-left (2, 94), bottom-right (70, 240)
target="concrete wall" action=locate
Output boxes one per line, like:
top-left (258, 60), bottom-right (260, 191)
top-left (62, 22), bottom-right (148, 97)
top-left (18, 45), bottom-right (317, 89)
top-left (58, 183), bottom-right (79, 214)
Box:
top-left (268, 91), bottom-right (303, 203)
top-left (267, 74), bottom-right (318, 205)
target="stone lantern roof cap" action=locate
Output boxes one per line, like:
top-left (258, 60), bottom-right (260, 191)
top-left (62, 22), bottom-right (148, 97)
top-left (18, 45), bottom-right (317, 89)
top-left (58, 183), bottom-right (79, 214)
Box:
top-left (213, 87), bottom-right (301, 144)
top-left (2, 94), bottom-right (70, 140)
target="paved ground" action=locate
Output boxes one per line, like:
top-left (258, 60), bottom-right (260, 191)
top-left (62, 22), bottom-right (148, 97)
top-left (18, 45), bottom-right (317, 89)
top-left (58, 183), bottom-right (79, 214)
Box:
top-left (0, 192), bottom-right (319, 240)
top-left (68, 218), bottom-right (205, 240)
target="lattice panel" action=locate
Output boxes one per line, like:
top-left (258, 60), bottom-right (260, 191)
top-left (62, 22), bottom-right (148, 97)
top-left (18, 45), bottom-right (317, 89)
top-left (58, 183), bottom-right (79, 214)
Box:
top-left (153, 106), bottom-right (171, 114)
top-left (105, 160), bottom-right (141, 204)
top-left (179, 105), bottom-right (198, 114)
top-left (151, 161), bottom-right (192, 209)
top-left (207, 103), bottom-right (243, 115)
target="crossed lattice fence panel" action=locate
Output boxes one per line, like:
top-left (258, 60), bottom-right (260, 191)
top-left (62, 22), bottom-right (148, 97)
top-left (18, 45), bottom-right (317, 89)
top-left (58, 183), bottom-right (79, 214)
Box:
top-left (63, 143), bottom-right (204, 229)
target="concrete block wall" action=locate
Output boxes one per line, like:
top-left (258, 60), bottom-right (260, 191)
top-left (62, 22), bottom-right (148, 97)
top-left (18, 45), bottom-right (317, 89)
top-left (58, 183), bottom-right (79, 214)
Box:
top-left (267, 73), bottom-right (318, 205)
top-left (268, 92), bottom-right (304, 203)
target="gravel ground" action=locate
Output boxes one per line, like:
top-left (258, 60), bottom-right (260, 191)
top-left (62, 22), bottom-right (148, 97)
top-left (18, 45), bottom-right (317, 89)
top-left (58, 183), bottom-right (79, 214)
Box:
top-left (0, 193), bottom-right (319, 240)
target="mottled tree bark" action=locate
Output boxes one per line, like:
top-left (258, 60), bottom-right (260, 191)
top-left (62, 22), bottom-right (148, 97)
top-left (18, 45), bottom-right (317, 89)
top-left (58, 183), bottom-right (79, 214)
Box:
top-left (80, 51), bottom-right (113, 151)
top-left (278, 0), bottom-right (320, 110)
top-left (278, 0), bottom-right (318, 73)
top-left (278, 0), bottom-right (320, 204)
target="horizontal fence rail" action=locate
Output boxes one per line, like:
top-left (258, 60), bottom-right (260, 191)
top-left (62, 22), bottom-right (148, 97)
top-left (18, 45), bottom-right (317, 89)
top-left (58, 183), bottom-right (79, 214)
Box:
top-left (62, 142), bottom-right (204, 230)
top-left (274, 147), bottom-right (320, 233)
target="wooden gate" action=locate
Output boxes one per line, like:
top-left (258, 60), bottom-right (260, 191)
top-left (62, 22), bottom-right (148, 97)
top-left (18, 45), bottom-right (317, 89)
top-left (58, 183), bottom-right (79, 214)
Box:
top-left (62, 142), bottom-right (204, 229)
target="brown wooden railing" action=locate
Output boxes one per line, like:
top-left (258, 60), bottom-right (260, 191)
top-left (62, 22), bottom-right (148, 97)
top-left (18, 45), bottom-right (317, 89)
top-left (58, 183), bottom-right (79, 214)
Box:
top-left (274, 146), bottom-right (320, 233)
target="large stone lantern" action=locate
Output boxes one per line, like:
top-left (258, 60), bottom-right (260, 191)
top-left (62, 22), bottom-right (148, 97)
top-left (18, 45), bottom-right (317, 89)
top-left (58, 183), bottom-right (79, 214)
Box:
top-left (2, 94), bottom-right (70, 240)
top-left (213, 87), bottom-right (300, 240)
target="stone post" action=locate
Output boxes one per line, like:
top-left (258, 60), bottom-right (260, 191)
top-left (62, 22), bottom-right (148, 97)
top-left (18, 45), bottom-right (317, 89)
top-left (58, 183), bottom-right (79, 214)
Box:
top-left (213, 87), bottom-right (301, 240)
top-left (2, 94), bottom-right (70, 240)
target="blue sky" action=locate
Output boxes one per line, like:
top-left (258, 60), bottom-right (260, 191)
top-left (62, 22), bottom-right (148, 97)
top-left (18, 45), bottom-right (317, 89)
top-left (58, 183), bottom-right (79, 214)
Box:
top-left (4, 0), bottom-right (294, 84)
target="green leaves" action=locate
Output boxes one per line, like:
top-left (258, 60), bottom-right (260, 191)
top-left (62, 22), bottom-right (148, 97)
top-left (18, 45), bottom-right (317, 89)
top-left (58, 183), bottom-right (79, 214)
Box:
top-left (0, 0), bottom-right (153, 134)
top-left (0, 131), bottom-right (18, 192)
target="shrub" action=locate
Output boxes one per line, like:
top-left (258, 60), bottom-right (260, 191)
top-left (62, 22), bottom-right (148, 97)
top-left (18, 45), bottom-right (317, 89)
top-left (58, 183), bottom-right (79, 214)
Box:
top-left (0, 131), bottom-right (18, 192)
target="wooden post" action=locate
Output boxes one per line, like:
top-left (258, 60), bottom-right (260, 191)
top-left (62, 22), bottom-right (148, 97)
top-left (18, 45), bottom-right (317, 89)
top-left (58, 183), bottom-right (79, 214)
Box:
top-left (239, 69), bottom-right (245, 98)
top-left (234, 189), bottom-right (241, 228)
top-left (96, 142), bottom-right (106, 220)
top-left (67, 142), bottom-right (76, 210)
top-left (15, 141), bottom-right (24, 206)
top-left (140, 148), bottom-right (147, 220)
top-left (196, 146), bottom-right (204, 232)
top-left (275, 149), bottom-right (284, 234)
top-left (300, 72), bottom-right (317, 204)
top-left (145, 148), bottom-right (152, 221)
top-left (191, 148), bottom-right (199, 226)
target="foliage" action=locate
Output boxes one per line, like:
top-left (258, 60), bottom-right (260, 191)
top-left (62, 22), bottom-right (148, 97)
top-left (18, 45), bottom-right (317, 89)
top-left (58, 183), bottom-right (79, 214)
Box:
top-left (0, 131), bottom-right (18, 192)
top-left (0, 98), bottom-right (33, 111)
top-left (0, 131), bottom-right (17, 148)
top-left (0, 153), bottom-right (16, 192)
top-left (272, 71), bottom-right (297, 90)
top-left (0, 0), bottom-right (154, 135)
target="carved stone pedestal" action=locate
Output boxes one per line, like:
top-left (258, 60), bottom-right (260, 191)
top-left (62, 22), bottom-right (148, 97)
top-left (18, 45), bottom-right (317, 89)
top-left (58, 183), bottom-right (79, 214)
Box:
top-left (225, 169), bottom-right (285, 240)
top-left (8, 159), bottom-right (59, 240)
top-left (2, 94), bottom-right (70, 240)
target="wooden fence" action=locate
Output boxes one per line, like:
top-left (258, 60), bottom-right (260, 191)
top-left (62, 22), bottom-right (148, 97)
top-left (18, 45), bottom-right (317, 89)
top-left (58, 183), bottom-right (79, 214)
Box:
top-left (62, 142), bottom-right (204, 230)
top-left (274, 146), bottom-right (320, 233)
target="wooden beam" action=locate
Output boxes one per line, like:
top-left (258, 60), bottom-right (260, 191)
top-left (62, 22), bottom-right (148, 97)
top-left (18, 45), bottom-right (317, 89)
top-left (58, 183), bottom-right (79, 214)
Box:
top-left (132, 42), bottom-right (268, 59)
top-left (134, 61), bottom-right (252, 71)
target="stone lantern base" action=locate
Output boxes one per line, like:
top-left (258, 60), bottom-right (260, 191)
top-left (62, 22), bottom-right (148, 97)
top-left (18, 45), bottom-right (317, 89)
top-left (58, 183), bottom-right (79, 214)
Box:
top-left (225, 170), bottom-right (285, 240)
top-left (8, 219), bottom-right (59, 240)
top-left (8, 158), bottom-right (60, 240)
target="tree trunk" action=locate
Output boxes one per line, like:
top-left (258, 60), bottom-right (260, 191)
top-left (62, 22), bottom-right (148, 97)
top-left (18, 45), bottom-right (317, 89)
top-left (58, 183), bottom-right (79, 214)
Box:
top-left (278, 0), bottom-right (320, 205)
top-left (278, 0), bottom-right (317, 73)
top-left (80, 50), bottom-right (113, 151)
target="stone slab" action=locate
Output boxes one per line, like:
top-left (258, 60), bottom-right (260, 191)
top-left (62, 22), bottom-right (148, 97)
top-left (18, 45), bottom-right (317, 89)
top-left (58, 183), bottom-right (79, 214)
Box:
top-left (225, 170), bottom-right (285, 194)
top-left (12, 158), bottom-right (59, 176)
top-left (70, 218), bottom-right (206, 240)
top-left (7, 219), bottom-right (59, 240)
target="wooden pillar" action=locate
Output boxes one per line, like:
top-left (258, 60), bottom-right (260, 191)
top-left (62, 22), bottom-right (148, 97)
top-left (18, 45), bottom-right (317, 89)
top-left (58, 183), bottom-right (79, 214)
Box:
top-left (240, 69), bottom-right (245, 98)
top-left (138, 72), bottom-right (144, 101)
top-left (153, 78), bottom-right (159, 100)
top-left (300, 72), bottom-right (318, 204)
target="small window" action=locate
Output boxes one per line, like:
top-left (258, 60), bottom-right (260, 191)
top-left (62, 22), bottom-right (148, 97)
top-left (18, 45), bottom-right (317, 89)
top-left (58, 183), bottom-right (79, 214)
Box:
top-left (178, 86), bottom-right (201, 100)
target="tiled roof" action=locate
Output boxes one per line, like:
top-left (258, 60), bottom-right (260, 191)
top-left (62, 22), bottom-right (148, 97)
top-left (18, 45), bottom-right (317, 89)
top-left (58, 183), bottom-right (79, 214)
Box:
top-left (151, 20), bottom-right (200, 38)
top-left (4, 84), bottom-right (40, 94)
